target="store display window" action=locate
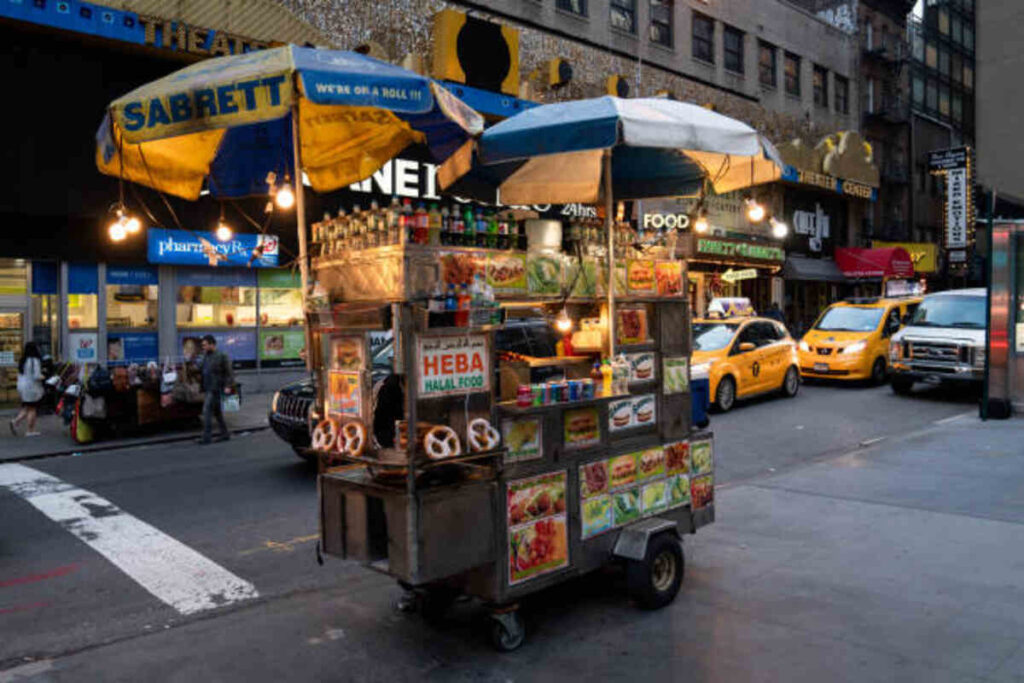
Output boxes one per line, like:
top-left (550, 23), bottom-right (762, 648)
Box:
top-left (176, 268), bottom-right (257, 328)
top-left (107, 266), bottom-right (158, 329)
top-left (30, 261), bottom-right (58, 357)
top-left (258, 269), bottom-right (303, 327)
top-left (68, 263), bottom-right (98, 330)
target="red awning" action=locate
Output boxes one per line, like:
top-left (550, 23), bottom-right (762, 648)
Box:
top-left (835, 247), bottom-right (915, 279)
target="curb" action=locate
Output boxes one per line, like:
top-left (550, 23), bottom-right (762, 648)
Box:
top-left (1, 423), bottom-right (271, 465)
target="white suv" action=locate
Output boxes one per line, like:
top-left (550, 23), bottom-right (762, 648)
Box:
top-left (889, 288), bottom-right (986, 395)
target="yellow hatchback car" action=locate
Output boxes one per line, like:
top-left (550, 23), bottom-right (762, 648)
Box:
top-left (691, 317), bottom-right (801, 412)
top-left (798, 297), bottom-right (922, 384)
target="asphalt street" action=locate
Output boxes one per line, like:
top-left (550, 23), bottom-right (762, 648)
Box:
top-left (0, 381), bottom-right (1002, 682)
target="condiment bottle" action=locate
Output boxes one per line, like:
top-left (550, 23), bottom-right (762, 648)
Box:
top-left (600, 359), bottom-right (614, 397)
top-left (428, 203), bottom-right (442, 246)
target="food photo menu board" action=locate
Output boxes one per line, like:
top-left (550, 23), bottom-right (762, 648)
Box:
top-left (578, 438), bottom-right (707, 540)
top-left (507, 471), bottom-right (569, 585)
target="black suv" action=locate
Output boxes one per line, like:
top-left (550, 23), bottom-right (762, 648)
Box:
top-left (268, 319), bottom-right (560, 459)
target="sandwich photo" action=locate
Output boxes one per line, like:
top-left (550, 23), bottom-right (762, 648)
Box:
top-left (564, 408), bottom-right (599, 447)
top-left (487, 254), bottom-right (526, 290)
top-left (655, 261), bottom-right (683, 296)
top-left (617, 308), bottom-right (647, 344)
top-left (609, 400), bottom-right (633, 430)
top-left (627, 260), bottom-right (655, 293)
top-left (665, 441), bottom-right (691, 474)
top-left (580, 460), bottom-right (609, 498)
top-left (637, 448), bottom-right (665, 480)
top-left (609, 454), bottom-right (638, 489)
top-left (633, 396), bottom-right (655, 424)
top-left (630, 353), bottom-right (655, 381)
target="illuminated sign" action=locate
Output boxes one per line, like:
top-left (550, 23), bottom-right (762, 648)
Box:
top-left (696, 238), bottom-right (785, 263)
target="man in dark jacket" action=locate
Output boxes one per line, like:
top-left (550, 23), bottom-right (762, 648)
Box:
top-left (200, 335), bottom-right (234, 444)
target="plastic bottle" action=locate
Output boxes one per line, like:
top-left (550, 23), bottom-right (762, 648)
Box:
top-left (369, 200), bottom-right (381, 247)
top-left (413, 203), bottom-right (428, 245)
top-left (388, 196), bottom-right (401, 245)
top-left (401, 199), bottom-right (414, 243)
top-left (452, 205), bottom-right (464, 244)
top-left (590, 362), bottom-right (603, 383)
top-left (613, 354), bottom-right (630, 394)
top-left (440, 206), bottom-right (451, 245)
top-left (456, 283), bottom-right (471, 327)
top-left (486, 210), bottom-right (499, 249)
top-left (427, 203), bottom-right (442, 246)
top-left (600, 359), bottom-right (614, 397)
top-left (335, 208), bottom-right (348, 252)
top-left (429, 283), bottom-right (445, 313)
top-left (463, 207), bottom-right (475, 247)
top-left (474, 209), bottom-right (487, 248)
top-left (445, 283), bottom-right (457, 312)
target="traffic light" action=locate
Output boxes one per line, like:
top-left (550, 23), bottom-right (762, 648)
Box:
top-left (432, 9), bottom-right (519, 96)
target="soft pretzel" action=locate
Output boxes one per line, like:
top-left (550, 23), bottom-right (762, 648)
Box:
top-left (339, 420), bottom-right (367, 458)
top-left (425, 425), bottom-right (461, 460)
top-left (468, 418), bottom-right (500, 452)
top-left (311, 418), bottom-right (338, 451)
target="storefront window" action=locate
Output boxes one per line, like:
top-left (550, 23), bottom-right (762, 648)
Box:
top-left (106, 285), bottom-right (158, 328)
top-left (176, 286), bottom-right (257, 327)
top-left (257, 270), bottom-right (303, 327)
top-left (0, 259), bottom-right (28, 295)
top-left (68, 294), bottom-right (98, 329)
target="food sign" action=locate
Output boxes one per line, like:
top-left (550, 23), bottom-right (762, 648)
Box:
top-left (663, 357), bottom-right (689, 394)
top-left (417, 334), bottom-right (490, 397)
top-left (327, 371), bottom-right (361, 417)
top-left (508, 472), bottom-right (569, 585)
top-left (502, 418), bottom-right (542, 463)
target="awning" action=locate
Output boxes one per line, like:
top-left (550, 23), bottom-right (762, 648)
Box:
top-left (835, 247), bottom-right (914, 279)
top-left (782, 255), bottom-right (846, 282)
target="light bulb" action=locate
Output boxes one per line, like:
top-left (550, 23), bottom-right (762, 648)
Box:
top-left (555, 308), bottom-right (573, 333)
top-left (109, 219), bottom-right (127, 242)
top-left (746, 199), bottom-right (765, 223)
top-left (275, 184), bottom-right (295, 209)
top-left (770, 217), bottom-right (789, 239)
top-left (215, 222), bottom-right (233, 242)
top-left (694, 214), bottom-right (710, 234)
top-left (125, 215), bottom-right (142, 234)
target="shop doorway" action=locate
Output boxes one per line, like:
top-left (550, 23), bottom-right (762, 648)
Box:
top-left (0, 311), bottom-right (25, 407)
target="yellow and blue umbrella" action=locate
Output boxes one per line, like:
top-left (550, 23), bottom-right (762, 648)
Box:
top-left (96, 45), bottom-right (483, 200)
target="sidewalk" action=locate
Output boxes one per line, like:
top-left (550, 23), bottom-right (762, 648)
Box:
top-left (0, 392), bottom-right (272, 463)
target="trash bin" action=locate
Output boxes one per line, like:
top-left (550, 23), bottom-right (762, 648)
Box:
top-left (690, 374), bottom-right (710, 429)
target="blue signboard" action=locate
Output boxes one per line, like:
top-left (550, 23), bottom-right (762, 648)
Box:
top-left (148, 228), bottom-right (279, 268)
top-left (107, 265), bottom-right (159, 286)
top-left (176, 267), bottom-right (257, 288)
top-left (68, 263), bottom-right (99, 294)
top-left (107, 332), bottom-right (159, 365)
top-left (178, 331), bottom-right (257, 369)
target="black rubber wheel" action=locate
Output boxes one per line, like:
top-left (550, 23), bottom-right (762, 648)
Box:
top-left (419, 587), bottom-right (460, 623)
top-left (489, 612), bottom-right (525, 652)
top-left (781, 366), bottom-right (800, 398)
top-left (714, 376), bottom-right (736, 413)
top-left (626, 533), bottom-right (684, 610)
top-left (891, 376), bottom-right (914, 395)
top-left (870, 358), bottom-right (888, 386)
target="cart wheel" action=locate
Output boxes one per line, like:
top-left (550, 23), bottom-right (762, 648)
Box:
top-left (626, 533), bottom-right (684, 610)
top-left (489, 611), bottom-right (525, 652)
top-left (419, 587), bottom-right (460, 623)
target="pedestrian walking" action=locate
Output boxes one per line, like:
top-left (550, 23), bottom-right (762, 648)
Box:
top-left (199, 335), bottom-right (234, 444)
top-left (10, 342), bottom-right (44, 437)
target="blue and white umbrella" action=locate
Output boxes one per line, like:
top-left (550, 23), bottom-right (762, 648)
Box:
top-left (439, 96), bottom-right (782, 204)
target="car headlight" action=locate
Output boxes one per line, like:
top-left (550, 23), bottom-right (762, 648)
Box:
top-left (842, 340), bottom-right (867, 354)
top-left (271, 391), bottom-right (281, 413)
top-left (799, 340), bottom-right (810, 352)
top-left (973, 346), bottom-right (986, 368)
top-left (890, 341), bottom-right (901, 362)
top-left (691, 361), bottom-right (713, 379)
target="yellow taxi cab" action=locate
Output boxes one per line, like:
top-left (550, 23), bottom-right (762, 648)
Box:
top-left (798, 296), bottom-right (922, 384)
top-left (691, 302), bottom-right (800, 412)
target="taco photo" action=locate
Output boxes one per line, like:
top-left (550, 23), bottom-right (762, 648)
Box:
top-left (691, 441), bottom-right (713, 475)
top-left (669, 474), bottom-right (691, 507)
top-left (612, 488), bottom-right (641, 525)
top-left (487, 254), bottom-right (527, 292)
top-left (641, 480), bottom-right (668, 515)
top-left (580, 495), bottom-right (613, 538)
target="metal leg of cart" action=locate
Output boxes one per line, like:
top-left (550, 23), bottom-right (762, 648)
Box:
top-left (487, 604), bottom-right (525, 652)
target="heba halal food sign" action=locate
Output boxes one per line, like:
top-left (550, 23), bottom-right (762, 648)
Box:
top-left (417, 334), bottom-right (491, 397)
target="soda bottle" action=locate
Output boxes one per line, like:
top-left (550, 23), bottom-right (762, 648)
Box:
top-left (387, 196), bottom-right (401, 245)
top-left (440, 206), bottom-right (451, 245)
top-left (335, 208), bottom-right (348, 253)
top-left (401, 199), bottom-right (413, 244)
top-left (428, 203), bottom-right (442, 246)
top-left (475, 209), bottom-right (487, 248)
top-left (463, 207), bottom-right (475, 247)
top-left (412, 203), bottom-right (426, 245)
top-left (456, 283), bottom-right (471, 327)
top-left (452, 205), bottom-right (464, 245)
top-left (486, 210), bottom-right (498, 249)
top-left (369, 200), bottom-right (381, 247)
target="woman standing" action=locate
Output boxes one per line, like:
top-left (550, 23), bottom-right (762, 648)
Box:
top-left (11, 342), bottom-right (44, 437)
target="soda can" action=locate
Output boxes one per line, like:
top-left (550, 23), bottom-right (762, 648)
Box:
top-left (532, 383), bottom-right (545, 406)
top-left (568, 380), bottom-right (581, 401)
top-left (581, 379), bottom-right (595, 400)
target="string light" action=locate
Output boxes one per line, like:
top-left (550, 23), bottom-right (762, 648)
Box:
top-left (107, 205), bottom-right (142, 242)
top-left (555, 307), bottom-right (573, 333)
top-left (275, 182), bottom-right (295, 209)
top-left (215, 203), bottom-right (232, 242)
top-left (125, 215), bottom-right (142, 234)
top-left (745, 197), bottom-right (765, 223)
top-left (694, 208), bottom-right (710, 234)
top-left (109, 218), bottom-right (127, 241)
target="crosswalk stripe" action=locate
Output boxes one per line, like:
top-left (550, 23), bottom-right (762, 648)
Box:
top-left (0, 463), bottom-right (258, 615)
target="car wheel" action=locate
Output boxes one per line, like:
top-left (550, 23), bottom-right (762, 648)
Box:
top-left (781, 366), bottom-right (800, 398)
top-left (293, 446), bottom-right (317, 463)
top-left (714, 376), bottom-right (736, 413)
top-left (626, 532), bottom-right (685, 610)
top-left (870, 358), bottom-right (888, 386)
top-left (891, 376), bottom-right (914, 395)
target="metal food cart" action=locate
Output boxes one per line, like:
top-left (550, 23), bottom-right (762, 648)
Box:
top-left (313, 236), bottom-right (714, 651)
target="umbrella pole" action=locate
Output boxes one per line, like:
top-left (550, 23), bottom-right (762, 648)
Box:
top-left (291, 105), bottom-right (312, 373)
top-left (604, 150), bottom-right (615, 361)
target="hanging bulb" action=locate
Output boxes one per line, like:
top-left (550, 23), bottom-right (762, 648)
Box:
top-left (770, 216), bottom-right (789, 239)
top-left (555, 307), bottom-right (573, 333)
top-left (694, 208), bottom-right (710, 234)
top-left (745, 197), bottom-right (765, 223)
top-left (109, 218), bottom-right (127, 242)
top-left (275, 183), bottom-right (295, 209)
top-left (125, 215), bottom-right (142, 234)
top-left (215, 221), bottom-right (233, 242)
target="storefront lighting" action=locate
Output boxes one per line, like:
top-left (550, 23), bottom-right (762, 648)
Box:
top-left (125, 215), bottom-right (142, 234)
top-left (770, 216), bottom-right (789, 239)
top-left (745, 197), bottom-right (765, 223)
top-left (108, 218), bottom-right (127, 242)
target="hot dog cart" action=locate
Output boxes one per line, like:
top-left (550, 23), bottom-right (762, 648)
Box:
top-left (312, 226), bottom-right (715, 651)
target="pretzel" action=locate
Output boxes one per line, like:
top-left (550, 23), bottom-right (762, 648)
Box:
top-left (311, 418), bottom-right (338, 451)
top-left (468, 418), bottom-right (500, 452)
top-left (424, 425), bottom-right (461, 460)
top-left (338, 420), bottom-right (367, 458)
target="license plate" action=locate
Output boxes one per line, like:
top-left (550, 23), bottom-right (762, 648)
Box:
top-left (813, 363), bottom-right (829, 373)
top-left (923, 374), bottom-right (941, 385)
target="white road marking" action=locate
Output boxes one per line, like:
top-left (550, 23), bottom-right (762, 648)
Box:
top-left (934, 411), bottom-right (975, 425)
top-left (0, 463), bottom-right (258, 616)
top-left (859, 436), bottom-right (886, 447)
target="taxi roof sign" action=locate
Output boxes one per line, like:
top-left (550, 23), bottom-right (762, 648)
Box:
top-left (707, 297), bottom-right (755, 319)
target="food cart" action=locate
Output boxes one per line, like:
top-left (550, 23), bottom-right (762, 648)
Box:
top-left (310, 97), bottom-right (784, 650)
